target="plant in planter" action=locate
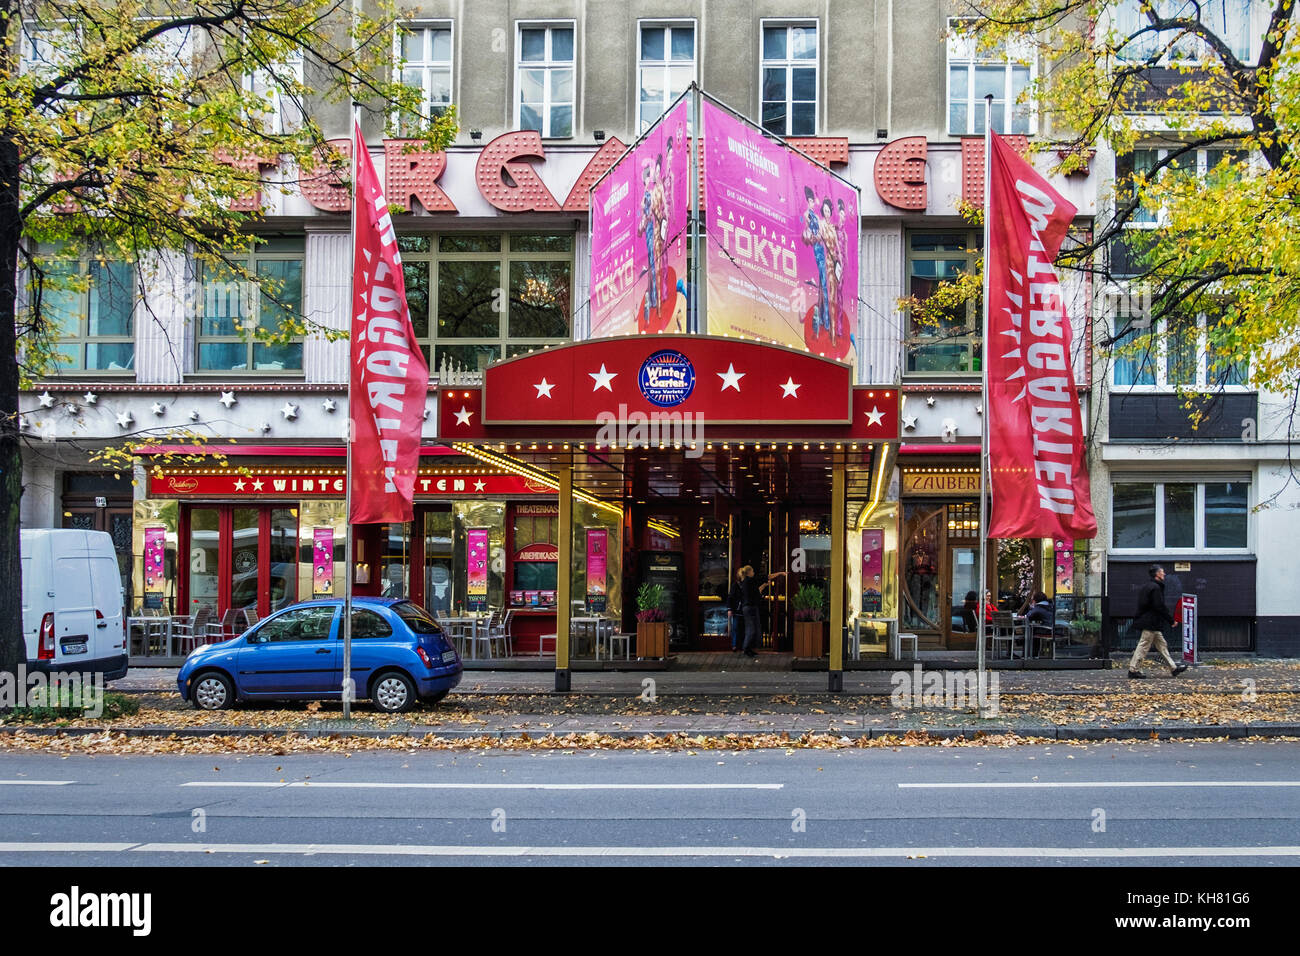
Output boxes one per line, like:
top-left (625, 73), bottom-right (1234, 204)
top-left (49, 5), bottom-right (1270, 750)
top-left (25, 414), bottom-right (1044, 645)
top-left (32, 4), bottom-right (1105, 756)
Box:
top-left (791, 584), bottom-right (827, 658)
top-left (635, 583), bottom-right (668, 658)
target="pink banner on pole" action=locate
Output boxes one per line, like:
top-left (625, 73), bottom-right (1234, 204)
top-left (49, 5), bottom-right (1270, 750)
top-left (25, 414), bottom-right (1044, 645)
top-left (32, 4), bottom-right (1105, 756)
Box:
top-left (861, 529), bottom-right (883, 613)
top-left (702, 100), bottom-right (859, 362)
top-left (312, 528), bottom-right (334, 596)
top-left (144, 527), bottom-right (165, 609)
top-left (586, 528), bottom-right (608, 612)
top-left (466, 528), bottom-right (489, 612)
top-left (590, 99), bottom-right (690, 337)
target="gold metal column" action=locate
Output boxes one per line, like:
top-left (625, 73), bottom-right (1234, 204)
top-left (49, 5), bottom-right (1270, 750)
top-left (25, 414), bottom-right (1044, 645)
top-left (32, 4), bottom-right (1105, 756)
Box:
top-left (829, 459), bottom-right (846, 692)
top-left (555, 460), bottom-right (573, 692)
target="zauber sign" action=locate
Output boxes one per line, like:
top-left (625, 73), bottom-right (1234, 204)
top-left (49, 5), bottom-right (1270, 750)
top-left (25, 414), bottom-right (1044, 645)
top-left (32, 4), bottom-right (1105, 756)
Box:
top-left (902, 472), bottom-right (981, 495)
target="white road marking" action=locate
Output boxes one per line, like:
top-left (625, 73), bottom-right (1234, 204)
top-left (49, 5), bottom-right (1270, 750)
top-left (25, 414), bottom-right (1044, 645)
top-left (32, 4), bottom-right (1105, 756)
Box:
top-left (180, 781), bottom-right (784, 790)
top-left (3, 842), bottom-right (1300, 859)
top-left (900, 781), bottom-right (1300, 789)
top-left (0, 780), bottom-right (75, 786)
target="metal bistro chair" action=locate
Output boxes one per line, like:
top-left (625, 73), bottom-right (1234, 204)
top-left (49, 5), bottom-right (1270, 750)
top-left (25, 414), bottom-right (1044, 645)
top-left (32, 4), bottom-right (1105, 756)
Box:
top-left (172, 605), bottom-right (212, 655)
top-left (207, 608), bottom-right (242, 642)
top-left (489, 609), bottom-right (515, 658)
top-left (988, 612), bottom-right (1017, 660)
top-left (241, 605), bottom-right (261, 630)
top-left (465, 615), bottom-right (497, 660)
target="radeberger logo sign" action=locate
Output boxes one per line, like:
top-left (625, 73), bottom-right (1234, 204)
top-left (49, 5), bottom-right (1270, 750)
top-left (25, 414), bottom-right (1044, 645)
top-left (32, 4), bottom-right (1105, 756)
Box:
top-left (902, 472), bottom-right (981, 495)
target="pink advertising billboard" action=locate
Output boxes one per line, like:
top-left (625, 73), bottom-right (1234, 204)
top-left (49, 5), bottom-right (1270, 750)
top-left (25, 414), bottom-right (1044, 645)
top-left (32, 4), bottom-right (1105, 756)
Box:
top-left (312, 528), bottom-right (334, 596)
top-left (466, 528), bottom-right (489, 612)
top-left (702, 99), bottom-right (859, 362)
top-left (590, 98), bottom-right (690, 338)
top-left (143, 526), bottom-right (166, 609)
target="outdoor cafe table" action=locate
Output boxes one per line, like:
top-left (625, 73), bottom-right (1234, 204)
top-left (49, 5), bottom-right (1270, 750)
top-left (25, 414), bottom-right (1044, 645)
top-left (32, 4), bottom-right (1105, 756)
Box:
top-left (437, 616), bottom-right (484, 659)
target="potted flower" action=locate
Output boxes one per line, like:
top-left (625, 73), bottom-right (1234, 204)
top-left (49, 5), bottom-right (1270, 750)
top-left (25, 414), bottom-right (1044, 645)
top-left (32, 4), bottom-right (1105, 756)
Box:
top-left (791, 584), bottom-right (827, 658)
top-left (635, 582), bottom-right (669, 658)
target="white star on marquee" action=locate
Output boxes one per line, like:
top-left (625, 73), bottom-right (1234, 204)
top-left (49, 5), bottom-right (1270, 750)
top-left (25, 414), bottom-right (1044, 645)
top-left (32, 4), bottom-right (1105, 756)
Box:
top-left (151, 402), bottom-right (166, 417)
top-left (281, 402), bottom-right (299, 421)
top-left (534, 378), bottom-right (555, 398)
top-left (322, 398), bottom-right (337, 413)
top-left (865, 406), bottom-right (885, 427)
top-left (779, 378), bottom-right (801, 398)
top-left (219, 391), bottom-right (237, 409)
top-left (902, 414), bottom-right (918, 431)
top-left (115, 411), bottom-right (133, 429)
top-left (37, 391), bottom-right (54, 408)
top-left (454, 406), bottom-right (474, 426)
top-left (251, 479), bottom-right (265, 491)
top-left (83, 392), bottom-right (97, 406)
top-left (474, 479), bottom-right (486, 492)
top-left (233, 479), bottom-right (247, 491)
top-left (717, 363), bottom-right (745, 392)
top-left (589, 364), bottom-right (617, 392)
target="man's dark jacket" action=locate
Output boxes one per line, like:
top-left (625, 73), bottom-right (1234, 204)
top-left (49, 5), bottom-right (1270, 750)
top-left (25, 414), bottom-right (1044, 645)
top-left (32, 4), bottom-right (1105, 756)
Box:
top-left (1134, 579), bottom-right (1174, 631)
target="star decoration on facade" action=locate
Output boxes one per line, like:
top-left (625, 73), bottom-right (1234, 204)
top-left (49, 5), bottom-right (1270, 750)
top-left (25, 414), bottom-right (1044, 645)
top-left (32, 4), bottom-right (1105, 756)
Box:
top-left (251, 478), bottom-right (265, 491)
top-left (233, 478), bottom-right (247, 491)
top-left (281, 402), bottom-right (299, 421)
top-left (82, 392), bottom-right (97, 406)
top-left (926, 395), bottom-right (937, 407)
top-left (258, 422), bottom-right (271, 434)
top-left (864, 406), bottom-right (885, 427)
top-left (534, 378), bottom-right (555, 398)
top-left (941, 418), bottom-right (958, 442)
top-left (474, 479), bottom-right (486, 492)
top-left (189, 409), bottom-right (201, 422)
top-left (975, 404), bottom-right (983, 415)
top-left (779, 377), bottom-right (801, 398)
top-left (454, 406), bottom-right (474, 426)
top-left (219, 391), bottom-right (237, 409)
top-left (37, 391), bottom-right (54, 409)
top-left (423, 408), bottom-right (431, 421)
top-left (717, 364), bottom-right (745, 392)
top-left (151, 402), bottom-right (166, 417)
top-left (322, 398), bottom-right (337, 413)
top-left (589, 364), bottom-right (617, 392)
top-left (115, 411), bottom-right (134, 429)
top-left (902, 414), bottom-right (918, 431)
top-left (64, 402), bottom-right (79, 416)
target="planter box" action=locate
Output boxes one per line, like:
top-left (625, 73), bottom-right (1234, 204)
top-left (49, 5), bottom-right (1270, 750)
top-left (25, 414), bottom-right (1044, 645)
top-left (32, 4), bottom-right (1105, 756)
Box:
top-left (636, 621), bottom-right (669, 658)
top-left (793, 620), bottom-right (826, 658)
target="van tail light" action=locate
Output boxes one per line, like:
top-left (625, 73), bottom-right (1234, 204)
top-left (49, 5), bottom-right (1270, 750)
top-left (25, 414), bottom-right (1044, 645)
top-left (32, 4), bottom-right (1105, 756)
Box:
top-left (415, 646), bottom-right (433, 668)
top-left (95, 609), bottom-right (108, 629)
top-left (38, 613), bottom-right (55, 660)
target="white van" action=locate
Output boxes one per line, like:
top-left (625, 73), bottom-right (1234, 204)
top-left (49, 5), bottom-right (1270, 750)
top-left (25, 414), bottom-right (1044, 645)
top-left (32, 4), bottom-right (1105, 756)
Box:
top-left (20, 529), bottom-right (128, 680)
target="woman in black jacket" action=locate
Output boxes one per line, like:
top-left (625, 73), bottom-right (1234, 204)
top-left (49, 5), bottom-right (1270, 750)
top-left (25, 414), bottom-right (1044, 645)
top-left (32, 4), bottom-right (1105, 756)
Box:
top-left (727, 569), bottom-right (745, 652)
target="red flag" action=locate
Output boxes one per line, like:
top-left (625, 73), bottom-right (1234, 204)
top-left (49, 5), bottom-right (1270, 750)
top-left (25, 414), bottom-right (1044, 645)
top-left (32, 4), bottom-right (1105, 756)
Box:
top-left (986, 133), bottom-right (1096, 541)
top-left (349, 121), bottom-right (428, 524)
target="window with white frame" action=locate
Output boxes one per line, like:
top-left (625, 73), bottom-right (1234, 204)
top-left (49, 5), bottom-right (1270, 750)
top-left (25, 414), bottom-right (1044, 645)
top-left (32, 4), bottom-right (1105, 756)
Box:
top-left (947, 18), bottom-right (1035, 135)
top-left (34, 249), bottom-right (135, 373)
top-left (245, 49), bottom-right (304, 136)
top-left (761, 21), bottom-right (818, 136)
top-left (396, 23), bottom-right (452, 137)
top-left (1111, 479), bottom-right (1250, 550)
top-left (1110, 306), bottom-right (1248, 388)
top-left (196, 237), bottom-right (304, 373)
top-left (638, 21), bottom-right (695, 132)
top-left (516, 23), bottom-right (575, 138)
top-left (1113, 0), bottom-right (1260, 63)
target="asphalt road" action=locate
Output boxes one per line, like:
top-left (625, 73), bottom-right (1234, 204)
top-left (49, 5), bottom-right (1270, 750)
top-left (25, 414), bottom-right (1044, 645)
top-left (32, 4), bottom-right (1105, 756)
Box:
top-left (1, 741), bottom-right (1299, 866)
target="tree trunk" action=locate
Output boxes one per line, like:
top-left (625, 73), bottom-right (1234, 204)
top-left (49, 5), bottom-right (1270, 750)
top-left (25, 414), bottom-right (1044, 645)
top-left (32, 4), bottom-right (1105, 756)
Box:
top-left (0, 136), bottom-right (23, 688)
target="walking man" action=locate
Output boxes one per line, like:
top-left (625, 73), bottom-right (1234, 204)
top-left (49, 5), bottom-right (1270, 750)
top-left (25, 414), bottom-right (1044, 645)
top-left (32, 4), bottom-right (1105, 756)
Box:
top-left (739, 565), bottom-right (762, 658)
top-left (1129, 563), bottom-right (1188, 679)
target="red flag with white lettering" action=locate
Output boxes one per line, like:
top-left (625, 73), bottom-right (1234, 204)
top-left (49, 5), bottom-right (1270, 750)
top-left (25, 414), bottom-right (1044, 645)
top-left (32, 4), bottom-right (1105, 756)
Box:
top-left (986, 133), bottom-right (1096, 540)
top-left (349, 121), bottom-right (428, 524)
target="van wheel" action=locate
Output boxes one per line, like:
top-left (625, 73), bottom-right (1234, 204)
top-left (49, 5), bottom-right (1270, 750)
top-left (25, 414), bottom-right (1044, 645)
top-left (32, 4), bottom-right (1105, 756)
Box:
top-left (371, 671), bottom-right (415, 713)
top-left (192, 671), bottom-right (234, 710)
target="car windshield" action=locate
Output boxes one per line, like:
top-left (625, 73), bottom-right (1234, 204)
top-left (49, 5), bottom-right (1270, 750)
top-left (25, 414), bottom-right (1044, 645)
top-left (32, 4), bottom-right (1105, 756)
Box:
top-left (392, 602), bottom-right (440, 634)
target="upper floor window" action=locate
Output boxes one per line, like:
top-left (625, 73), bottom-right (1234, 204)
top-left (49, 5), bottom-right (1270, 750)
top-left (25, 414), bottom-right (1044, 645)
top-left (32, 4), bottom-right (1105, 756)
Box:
top-left (36, 251), bottom-right (135, 373)
top-left (399, 233), bottom-right (573, 374)
top-left (1109, 307), bottom-right (1248, 389)
top-left (196, 237), bottom-right (304, 373)
top-left (638, 21), bottom-right (695, 131)
top-left (905, 231), bottom-right (982, 376)
top-left (396, 23), bottom-right (452, 137)
top-left (1113, 0), bottom-right (1259, 63)
top-left (761, 21), bottom-right (817, 136)
top-left (517, 23), bottom-right (575, 138)
top-left (245, 49), bottom-right (304, 135)
top-left (947, 19), bottom-right (1035, 135)
top-left (1112, 479), bottom-right (1249, 550)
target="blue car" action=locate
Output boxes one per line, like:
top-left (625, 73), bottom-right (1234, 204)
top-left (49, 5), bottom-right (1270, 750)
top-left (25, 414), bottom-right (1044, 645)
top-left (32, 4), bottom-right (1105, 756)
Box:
top-left (177, 598), bottom-right (462, 713)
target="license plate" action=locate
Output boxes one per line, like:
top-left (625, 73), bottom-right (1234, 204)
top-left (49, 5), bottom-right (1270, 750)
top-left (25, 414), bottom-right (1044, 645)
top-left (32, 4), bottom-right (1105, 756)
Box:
top-left (441, 649), bottom-right (458, 663)
top-left (62, 642), bottom-right (87, 656)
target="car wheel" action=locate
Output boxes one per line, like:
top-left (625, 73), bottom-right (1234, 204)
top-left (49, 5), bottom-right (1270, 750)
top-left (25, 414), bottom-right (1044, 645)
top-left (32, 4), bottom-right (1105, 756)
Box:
top-left (192, 671), bottom-right (234, 711)
top-left (372, 671), bottom-right (415, 713)
top-left (423, 689), bottom-right (449, 706)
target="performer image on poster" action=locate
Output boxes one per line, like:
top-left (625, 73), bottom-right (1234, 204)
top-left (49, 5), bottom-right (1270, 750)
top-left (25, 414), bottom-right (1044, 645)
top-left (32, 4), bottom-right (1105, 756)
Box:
top-left (835, 198), bottom-right (849, 344)
top-left (802, 186), bottom-right (829, 339)
top-left (652, 153), bottom-right (668, 308)
top-left (662, 137), bottom-right (675, 305)
top-left (820, 196), bottom-right (839, 350)
top-left (640, 163), bottom-right (659, 323)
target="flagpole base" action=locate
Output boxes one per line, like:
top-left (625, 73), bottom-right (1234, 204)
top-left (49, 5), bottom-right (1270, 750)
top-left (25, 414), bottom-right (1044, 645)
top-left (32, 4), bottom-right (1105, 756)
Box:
top-left (827, 670), bottom-right (843, 693)
top-left (554, 668), bottom-right (571, 693)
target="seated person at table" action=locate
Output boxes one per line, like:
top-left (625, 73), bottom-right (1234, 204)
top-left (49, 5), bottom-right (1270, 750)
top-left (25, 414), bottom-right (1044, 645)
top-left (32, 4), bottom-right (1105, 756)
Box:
top-left (959, 592), bottom-right (979, 633)
top-left (1024, 591), bottom-right (1054, 653)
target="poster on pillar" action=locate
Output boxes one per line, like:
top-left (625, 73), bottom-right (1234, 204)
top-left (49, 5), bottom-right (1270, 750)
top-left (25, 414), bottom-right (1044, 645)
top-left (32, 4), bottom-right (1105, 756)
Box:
top-left (466, 528), bottom-right (489, 612)
top-left (589, 98), bottom-right (690, 338)
top-left (861, 529), bottom-right (883, 613)
top-left (143, 527), bottom-right (166, 609)
top-left (702, 99), bottom-right (859, 364)
top-left (312, 528), bottom-right (334, 596)
top-left (586, 528), bottom-right (608, 612)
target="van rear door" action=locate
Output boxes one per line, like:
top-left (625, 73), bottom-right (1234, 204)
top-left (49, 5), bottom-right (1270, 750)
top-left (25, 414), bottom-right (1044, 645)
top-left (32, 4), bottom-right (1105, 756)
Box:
top-left (89, 548), bottom-right (126, 664)
top-left (52, 535), bottom-right (95, 666)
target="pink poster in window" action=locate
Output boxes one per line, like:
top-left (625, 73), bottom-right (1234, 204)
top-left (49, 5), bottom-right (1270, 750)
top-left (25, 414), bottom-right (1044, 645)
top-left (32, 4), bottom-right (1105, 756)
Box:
top-left (861, 529), bottom-right (883, 613)
top-left (467, 528), bottom-right (489, 612)
top-left (143, 527), bottom-right (165, 609)
top-left (586, 528), bottom-right (608, 612)
top-left (312, 528), bottom-right (334, 596)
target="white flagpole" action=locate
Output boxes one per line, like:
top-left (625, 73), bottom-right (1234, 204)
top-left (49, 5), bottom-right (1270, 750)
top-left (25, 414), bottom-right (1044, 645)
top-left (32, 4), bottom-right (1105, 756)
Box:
top-left (977, 94), bottom-right (993, 715)
top-left (343, 106), bottom-right (360, 720)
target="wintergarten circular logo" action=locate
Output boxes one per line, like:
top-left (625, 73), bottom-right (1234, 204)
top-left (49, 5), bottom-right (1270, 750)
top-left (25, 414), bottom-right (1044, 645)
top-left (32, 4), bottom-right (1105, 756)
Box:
top-left (638, 350), bottom-right (696, 407)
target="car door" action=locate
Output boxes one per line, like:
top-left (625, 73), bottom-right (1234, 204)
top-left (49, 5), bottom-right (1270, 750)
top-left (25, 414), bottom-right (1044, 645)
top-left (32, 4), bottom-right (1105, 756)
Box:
top-left (237, 605), bottom-right (339, 696)
top-left (337, 607), bottom-right (399, 694)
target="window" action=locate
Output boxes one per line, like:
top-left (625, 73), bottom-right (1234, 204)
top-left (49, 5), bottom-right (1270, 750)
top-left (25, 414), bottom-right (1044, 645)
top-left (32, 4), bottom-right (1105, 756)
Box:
top-left (255, 605), bottom-right (337, 643)
top-left (638, 22), bottom-right (695, 131)
top-left (905, 231), bottom-right (982, 375)
top-left (761, 21), bottom-right (818, 136)
top-left (350, 609), bottom-right (393, 639)
top-left (196, 237), bottom-right (304, 372)
top-left (1109, 308), bottom-right (1248, 388)
top-left (244, 50), bottom-right (304, 135)
top-left (1111, 480), bottom-right (1249, 550)
top-left (35, 251), bottom-right (135, 372)
top-left (400, 233), bottom-right (573, 373)
top-left (396, 23), bottom-right (452, 137)
top-left (516, 23), bottom-right (575, 138)
top-left (1113, 0), bottom-right (1259, 63)
top-left (947, 18), bottom-right (1035, 135)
